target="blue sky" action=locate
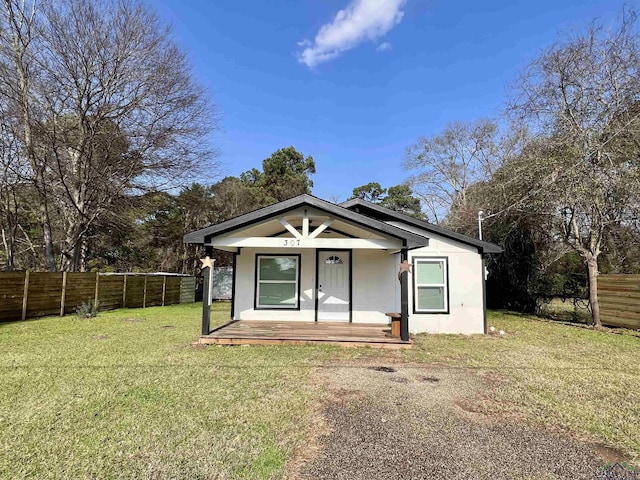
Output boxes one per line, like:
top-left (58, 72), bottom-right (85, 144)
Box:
top-left (155, 0), bottom-right (630, 202)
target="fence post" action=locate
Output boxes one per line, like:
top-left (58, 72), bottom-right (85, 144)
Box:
top-left (94, 272), bottom-right (100, 309)
top-left (122, 274), bottom-right (127, 308)
top-left (162, 275), bottom-right (166, 306)
top-left (60, 271), bottom-right (67, 316)
top-left (21, 271), bottom-right (29, 321)
top-left (143, 275), bottom-right (147, 308)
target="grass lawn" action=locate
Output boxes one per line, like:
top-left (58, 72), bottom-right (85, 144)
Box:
top-left (1, 304), bottom-right (639, 478)
top-left (407, 313), bottom-right (640, 465)
top-left (0, 303), bottom-right (329, 479)
top-left (537, 297), bottom-right (592, 324)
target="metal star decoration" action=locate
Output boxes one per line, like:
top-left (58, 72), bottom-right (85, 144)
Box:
top-left (398, 260), bottom-right (413, 282)
top-left (200, 256), bottom-right (216, 270)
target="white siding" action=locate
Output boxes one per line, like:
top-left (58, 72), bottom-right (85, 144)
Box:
top-left (234, 248), bottom-right (316, 321)
top-left (233, 247), bottom-right (399, 324)
top-left (351, 250), bottom-right (398, 324)
top-left (386, 222), bottom-right (484, 334)
top-left (231, 222), bottom-right (485, 334)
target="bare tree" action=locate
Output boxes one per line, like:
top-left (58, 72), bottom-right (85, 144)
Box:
top-left (0, 0), bottom-right (218, 271)
top-left (0, 0), bottom-right (58, 270)
top-left (507, 9), bottom-right (640, 326)
top-left (404, 119), bottom-right (522, 224)
top-left (0, 102), bottom-right (20, 268)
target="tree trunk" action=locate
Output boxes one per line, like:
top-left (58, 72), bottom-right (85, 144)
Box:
top-left (42, 213), bottom-right (56, 271)
top-left (60, 236), bottom-right (79, 272)
top-left (6, 1), bottom-right (56, 271)
top-left (586, 255), bottom-right (601, 327)
top-left (72, 237), bottom-right (81, 272)
top-left (60, 216), bottom-right (87, 272)
top-left (2, 227), bottom-right (14, 270)
top-left (43, 220), bottom-right (56, 272)
top-left (67, 236), bottom-right (87, 272)
top-left (78, 239), bottom-right (88, 272)
top-left (181, 244), bottom-right (187, 274)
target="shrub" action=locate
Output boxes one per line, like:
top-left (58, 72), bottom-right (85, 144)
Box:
top-left (76, 301), bottom-right (98, 318)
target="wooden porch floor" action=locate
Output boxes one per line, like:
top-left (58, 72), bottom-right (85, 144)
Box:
top-left (200, 320), bottom-right (412, 349)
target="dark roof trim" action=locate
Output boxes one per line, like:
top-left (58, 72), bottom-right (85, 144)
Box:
top-left (339, 198), bottom-right (503, 254)
top-left (183, 194), bottom-right (428, 248)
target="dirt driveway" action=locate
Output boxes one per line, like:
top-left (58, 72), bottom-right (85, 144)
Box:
top-left (294, 363), bottom-right (616, 480)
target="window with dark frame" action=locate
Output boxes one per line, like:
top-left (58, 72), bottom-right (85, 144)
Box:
top-left (414, 258), bottom-right (448, 313)
top-left (256, 255), bottom-right (299, 309)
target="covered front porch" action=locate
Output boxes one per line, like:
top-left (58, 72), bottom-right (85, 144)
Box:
top-left (200, 319), bottom-right (412, 348)
top-left (185, 195), bottom-right (431, 345)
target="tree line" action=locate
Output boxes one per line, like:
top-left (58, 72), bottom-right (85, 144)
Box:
top-left (0, 0), bottom-right (215, 273)
top-left (401, 9), bottom-right (640, 326)
top-left (0, 137), bottom-right (320, 273)
top-left (0, 0), bottom-right (420, 276)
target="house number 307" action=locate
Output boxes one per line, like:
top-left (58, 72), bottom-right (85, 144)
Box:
top-left (283, 239), bottom-right (300, 246)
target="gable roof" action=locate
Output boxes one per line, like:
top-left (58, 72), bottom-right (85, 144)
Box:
top-left (340, 198), bottom-right (503, 254)
top-left (183, 194), bottom-right (429, 249)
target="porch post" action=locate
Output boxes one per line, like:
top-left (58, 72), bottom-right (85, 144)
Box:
top-left (202, 264), bottom-right (211, 335)
top-left (400, 248), bottom-right (410, 341)
top-left (230, 252), bottom-right (237, 320)
top-left (482, 254), bottom-right (488, 334)
top-left (201, 253), bottom-right (215, 336)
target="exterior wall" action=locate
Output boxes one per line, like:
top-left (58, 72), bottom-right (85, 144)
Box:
top-left (387, 222), bottom-right (484, 334)
top-left (234, 247), bottom-right (316, 321)
top-left (351, 249), bottom-right (398, 324)
top-left (233, 247), bottom-right (398, 323)
top-left (232, 224), bottom-right (485, 334)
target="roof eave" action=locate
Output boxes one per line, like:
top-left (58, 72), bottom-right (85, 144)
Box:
top-left (183, 194), bottom-right (428, 248)
top-left (342, 199), bottom-right (503, 254)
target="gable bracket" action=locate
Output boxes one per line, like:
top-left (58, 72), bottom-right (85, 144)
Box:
top-left (279, 218), bottom-right (303, 239)
top-left (309, 219), bottom-right (335, 239)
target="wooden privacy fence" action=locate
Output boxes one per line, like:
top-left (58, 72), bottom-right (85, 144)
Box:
top-left (598, 274), bottom-right (640, 329)
top-left (0, 272), bottom-right (196, 322)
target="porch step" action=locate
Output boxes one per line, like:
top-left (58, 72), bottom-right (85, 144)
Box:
top-left (200, 320), bottom-right (412, 349)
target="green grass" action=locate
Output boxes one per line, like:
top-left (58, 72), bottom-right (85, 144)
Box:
top-left (406, 311), bottom-right (640, 463)
top-left (1, 305), bottom-right (639, 478)
top-left (0, 304), bottom-right (331, 479)
top-left (538, 297), bottom-right (592, 323)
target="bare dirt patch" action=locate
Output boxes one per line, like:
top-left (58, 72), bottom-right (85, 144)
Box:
top-left (591, 443), bottom-right (628, 464)
top-left (296, 364), bottom-right (617, 480)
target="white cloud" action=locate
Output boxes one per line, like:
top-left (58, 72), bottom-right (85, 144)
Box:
top-left (297, 0), bottom-right (406, 68)
top-left (376, 41), bottom-right (392, 52)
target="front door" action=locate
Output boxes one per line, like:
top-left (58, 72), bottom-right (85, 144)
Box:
top-left (317, 250), bottom-right (351, 322)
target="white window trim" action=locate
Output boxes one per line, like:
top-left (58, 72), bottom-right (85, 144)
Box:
top-left (413, 257), bottom-right (448, 313)
top-left (256, 255), bottom-right (300, 309)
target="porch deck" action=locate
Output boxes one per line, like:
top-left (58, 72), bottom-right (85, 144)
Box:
top-left (200, 320), bottom-right (412, 349)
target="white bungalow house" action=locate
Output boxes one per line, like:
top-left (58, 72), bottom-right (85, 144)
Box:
top-left (184, 194), bottom-right (502, 345)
